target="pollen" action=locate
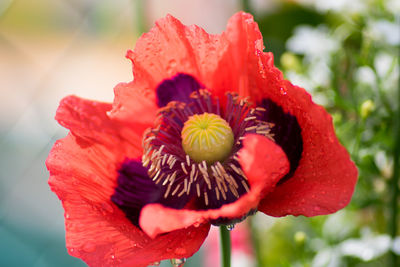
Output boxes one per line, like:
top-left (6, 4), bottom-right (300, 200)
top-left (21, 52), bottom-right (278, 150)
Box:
top-left (181, 113), bottom-right (234, 164)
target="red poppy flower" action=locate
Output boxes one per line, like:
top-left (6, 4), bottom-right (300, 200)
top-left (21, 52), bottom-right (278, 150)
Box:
top-left (46, 12), bottom-right (357, 267)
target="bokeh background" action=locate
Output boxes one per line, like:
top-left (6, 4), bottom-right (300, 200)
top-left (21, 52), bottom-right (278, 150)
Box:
top-left (0, 0), bottom-right (399, 266)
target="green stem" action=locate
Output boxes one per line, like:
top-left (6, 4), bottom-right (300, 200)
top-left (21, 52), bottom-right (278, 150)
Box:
top-left (220, 226), bottom-right (231, 267)
top-left (389, 47), bottom-right (400, 267)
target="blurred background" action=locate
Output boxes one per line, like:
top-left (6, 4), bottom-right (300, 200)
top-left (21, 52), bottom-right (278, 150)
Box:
top-left (0, 0), bottom-right (399, 266)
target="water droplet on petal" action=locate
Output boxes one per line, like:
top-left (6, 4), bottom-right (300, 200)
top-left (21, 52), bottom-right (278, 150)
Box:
top-left (226, 224), bottom-right (235, 231)
top-left (65, 213), bottom-right (70, 219)
top-left (69, 248), bottom-right (80, 257)
top-left (152, 261), bottom-right (161, 266)
top-left (174, 247), bottom-right (187, 255)
top-left (280, 87), bottom-right (287, 95)
top-left (171, 258), bottom-right (186, 267)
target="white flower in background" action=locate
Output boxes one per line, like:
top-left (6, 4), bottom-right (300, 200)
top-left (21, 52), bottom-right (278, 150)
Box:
top-left (374, 150), bottom-right (393, 178)
top-left (295, 0), bottom-right (366, 14)
top-left (355, 66), bottom-right (376, 86)
top-left (393, 237), bottom-right (400, 255)
top-left (339, 230), bottom-right (391, 261)
top-left (375, 52), bottom-right (394, 78)
top-left (285, 25), bottom-right (336, 106)
top-left (286, 25), bottom-right (339, 60)
top-left (374, 51), bottom-right (399, 99)
top-left (387, 0), bottom-right (400, 13)
top-left (285, 71), bottom-right (314, 91)
top-left (312, 248), bottom-right (342, 267)
top-left (368, 18), bottom-right (400, 46)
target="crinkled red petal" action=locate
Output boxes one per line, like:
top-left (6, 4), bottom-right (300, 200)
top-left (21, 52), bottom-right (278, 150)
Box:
top-left (124, 11), bottom-right (357, 217)
top-left (211, 13), bottom-right (358, 216)
top-left (139, 135), bottom-right (289, 238)
top-left (108, 82), bottom-right (158, 131)
top-left (47, 97), bottom-right (209, 266)
top-left (253, 60), bottom-right (358, 216)
top-left (116, 12), bottom-right (264, 109)
top-left (56, 95), bottom-right (147, 159)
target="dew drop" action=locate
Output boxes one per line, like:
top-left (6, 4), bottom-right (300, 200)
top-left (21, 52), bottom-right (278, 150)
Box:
top-left (152, 261), bottom-right (161, 266)
top-left (171, 258), bottom-right (186, 267)
top-left (167, 59), bottom-right (177, 74)
top-left (279, 87), bottom-right (287, 95)
top-left (65, 213), bottom-right (70, 219)
top-left (259, 69), bottom-right (266, 78)
top-left (174, 247), bottom-right (187, 255)
top-left (187, 231), bottom-right (196, 238)
top-left (69, 248), bottom-right (80, 257)
top-left (226, 224), bottom-right (235, 231)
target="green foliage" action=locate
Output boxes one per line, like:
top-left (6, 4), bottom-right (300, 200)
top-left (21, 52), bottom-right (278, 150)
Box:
top-left (252, 0), bottom-right (399, 266)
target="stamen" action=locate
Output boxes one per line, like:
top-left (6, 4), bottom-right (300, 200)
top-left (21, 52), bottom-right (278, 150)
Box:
top-left (181, 162), bottom-right (188, 174)
top-left (155, 173), bottom-right (164, 185)
top-left (164, 183), bottom-right (173, 198)
top-left (245, 125), bottom-right (257, 132)
top-left (184, 179), bottom-right (188, 193)
top-left (215, 187), bottom-right (220, 200)
top-left (178, 187), bottom-right (186, 197)
top-left (241, 180), bottom-right (250, 192)
top-left (244, 116), bottom-right (257, 121)
top-left (152, 169), bottom-right (161, 181)
top-left (186, 155), bottom-right (190, 166)
top-left (162, 154), bottom-right (168, 165)
top-left (204, 191), bottom-right (209, 206)
top-left (162, 174), bottom-right (171, 186)
top-left (172, 184), bottom-right (181, 196)
top-left (141, 88), bottom-right (276, 213)
top-left (196, 183), bottom-right (201, 197)
top-left (186, 181), bottom-right (192, 195)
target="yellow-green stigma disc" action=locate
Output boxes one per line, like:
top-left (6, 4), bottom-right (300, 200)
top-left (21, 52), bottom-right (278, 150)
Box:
top-left (181, 113), bottom-right (234, 164)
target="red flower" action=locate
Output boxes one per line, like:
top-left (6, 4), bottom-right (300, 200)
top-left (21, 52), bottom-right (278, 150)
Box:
top-left (46, 12), bottom-right (357, 267)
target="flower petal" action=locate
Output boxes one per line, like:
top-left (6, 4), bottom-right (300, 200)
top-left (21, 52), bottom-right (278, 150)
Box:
top-left (108, 82), bottom-right (158, 142)
top-left (111, 159), bottom-right (192, 227)
top-left (257, 99), bottom-right (303, 183)
top-left (56, 95), bottom-right (143, 158)
top-left (47, 134), bottom-right (210, 267)
top-left (207, 12), bottom-right (265, 100)
top-left (156, 73), bottom-right (202, 107)
top-left (256, 79), bottom-right (358, 216)
top-left (124, 14), bottom-right (218, 93)
top-left (139, 135), bottom-right (289, 238)
top-left (117, 12), bottom-right (267, 110)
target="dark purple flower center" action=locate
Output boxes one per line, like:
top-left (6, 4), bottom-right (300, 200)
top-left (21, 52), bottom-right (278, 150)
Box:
top-left (111, 73), bottom-right (303, 227)
top-left (142, 89), bottom-right (273, 212)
